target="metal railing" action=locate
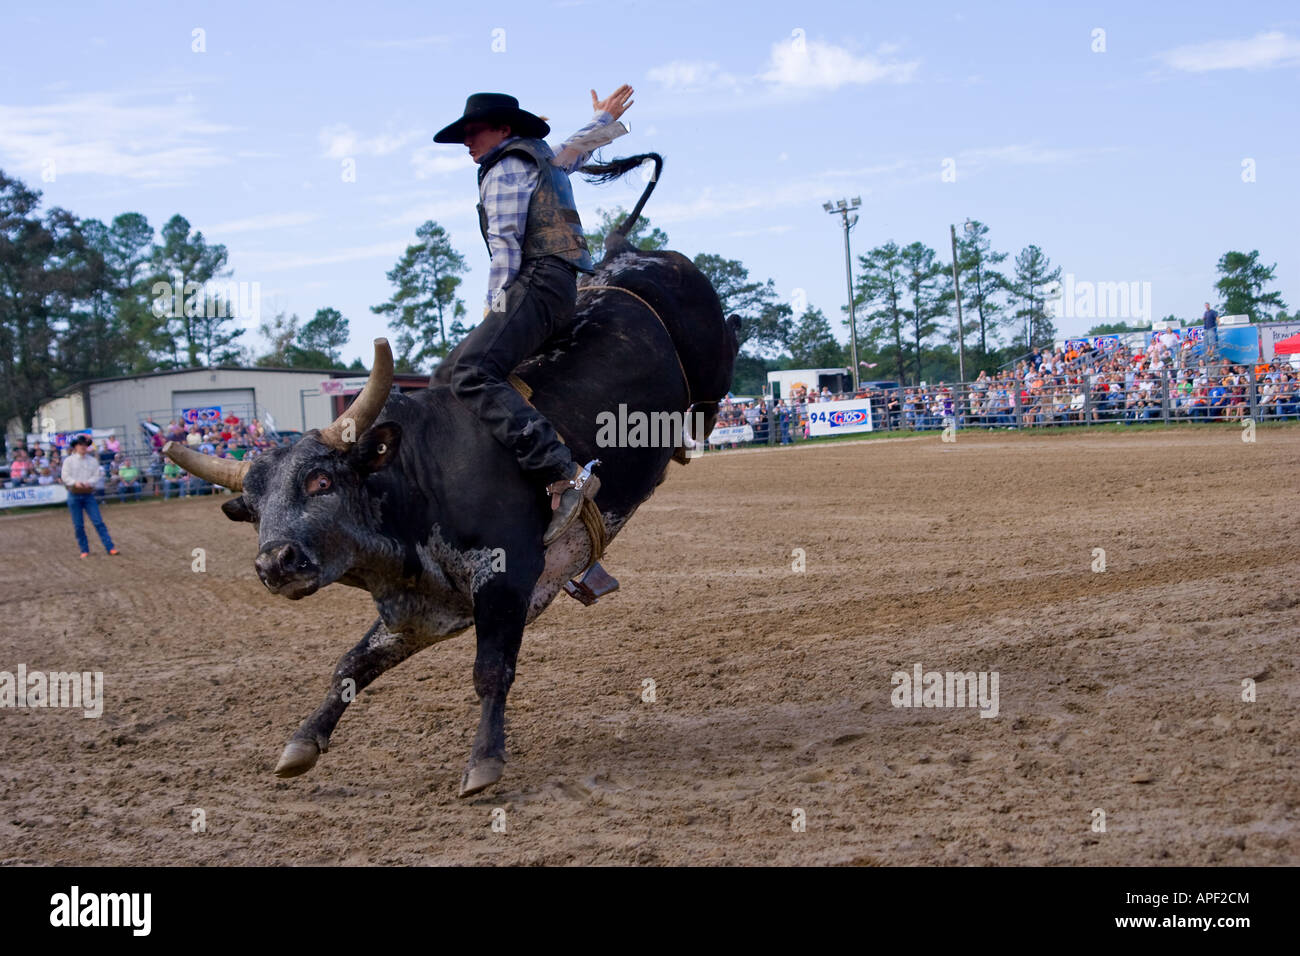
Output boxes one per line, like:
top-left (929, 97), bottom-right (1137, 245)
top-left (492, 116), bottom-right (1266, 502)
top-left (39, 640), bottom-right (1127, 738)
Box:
top-left (700, 360), bottom-right (1299, 452)
top-left (4, 404), bottom-right (292, 505)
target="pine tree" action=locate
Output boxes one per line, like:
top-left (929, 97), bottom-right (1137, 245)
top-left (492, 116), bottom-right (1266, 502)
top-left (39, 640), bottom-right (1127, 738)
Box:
top-left (584, 206), bottom-right (669, 259)
top-left (955, 220), bottom-right (1009, 356)
top-left (371, 221), bottom-right (468, 372)
top-left (900, 242), bottom-right (948, 385)
top-left (854, 241), bottom-right (909, 385)
top-left (1214, 250), bottom-right (1287, 321)
top-left (298, 308), bottom-right (351, 365)
top-left (150, 214), bottom-right (232, 367)
top-left (1011, 245), bottom-right (1062, 350)
top-left (787, 306), bottom-right (844, 367)
top-left (691, 253), bottom-right (784, 355)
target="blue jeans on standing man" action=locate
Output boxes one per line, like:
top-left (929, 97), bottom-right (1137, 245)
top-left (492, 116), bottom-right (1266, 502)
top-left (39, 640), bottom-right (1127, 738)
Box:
top-left (68, 491), bottom-right (115, 553)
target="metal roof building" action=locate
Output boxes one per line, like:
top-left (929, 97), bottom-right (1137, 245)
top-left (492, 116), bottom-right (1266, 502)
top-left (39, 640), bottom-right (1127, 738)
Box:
top-left (15, 365), bottom-right (430, 442)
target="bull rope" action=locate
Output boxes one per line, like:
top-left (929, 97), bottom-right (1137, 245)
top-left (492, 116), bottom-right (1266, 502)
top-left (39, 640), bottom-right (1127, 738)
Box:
top-left (506, 373), bottom-right (606, 568)
top-left (505, 283), bottom-right (694, 569)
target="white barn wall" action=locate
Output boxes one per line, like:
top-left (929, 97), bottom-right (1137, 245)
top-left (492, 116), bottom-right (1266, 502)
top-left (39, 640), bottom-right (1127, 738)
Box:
top-left (73, 369), bottom-right (344, 434)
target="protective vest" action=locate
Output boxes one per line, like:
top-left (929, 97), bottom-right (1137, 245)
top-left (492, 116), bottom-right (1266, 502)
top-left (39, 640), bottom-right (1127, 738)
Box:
top-left (477, 138), bottom-right (595, 273)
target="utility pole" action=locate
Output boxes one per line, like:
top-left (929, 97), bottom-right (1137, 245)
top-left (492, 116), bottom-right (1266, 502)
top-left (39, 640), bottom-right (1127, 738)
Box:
top-left (950, 223), bottom-right (966, 383)
top-left (824, 198), bottom-right (862, 391)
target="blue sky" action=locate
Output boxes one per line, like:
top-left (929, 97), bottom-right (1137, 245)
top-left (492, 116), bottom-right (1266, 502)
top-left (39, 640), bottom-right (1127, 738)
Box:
top-left (2, 0), bottom-right (1297, 367)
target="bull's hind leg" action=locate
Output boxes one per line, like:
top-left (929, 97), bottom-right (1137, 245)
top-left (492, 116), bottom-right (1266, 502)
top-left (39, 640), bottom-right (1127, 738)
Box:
top-left (274, 618), bottom-right (440, 778)
top-left (459, 576), bottom-right (531, 797)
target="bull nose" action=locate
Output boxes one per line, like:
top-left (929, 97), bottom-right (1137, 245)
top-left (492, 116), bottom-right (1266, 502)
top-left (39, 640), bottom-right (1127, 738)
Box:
top-left (255, 542), bottom-right (316, 586)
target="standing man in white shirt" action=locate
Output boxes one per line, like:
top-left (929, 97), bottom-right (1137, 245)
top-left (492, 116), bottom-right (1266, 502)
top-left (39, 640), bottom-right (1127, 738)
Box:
top-left (61, 435), bottom-right (118, 558)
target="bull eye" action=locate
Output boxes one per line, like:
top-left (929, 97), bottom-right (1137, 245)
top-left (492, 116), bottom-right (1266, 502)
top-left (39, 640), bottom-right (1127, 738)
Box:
top-left (377, 442), bottom-right (388, 455)
top-left (306, 471), bottom-right (333, 495)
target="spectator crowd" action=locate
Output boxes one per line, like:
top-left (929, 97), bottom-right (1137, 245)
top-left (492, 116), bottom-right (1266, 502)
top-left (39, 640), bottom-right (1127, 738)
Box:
top-left (3, 414), bottom-right (288, 501)
top-left (707, 340), bottom-right (1299, 449)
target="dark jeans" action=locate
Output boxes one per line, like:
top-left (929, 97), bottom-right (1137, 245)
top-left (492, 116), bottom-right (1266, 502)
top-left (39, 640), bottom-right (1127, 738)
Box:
top-left (444, 256), bottom-right (580, 484)
top-left (68, 491), bottom-right (114, 553)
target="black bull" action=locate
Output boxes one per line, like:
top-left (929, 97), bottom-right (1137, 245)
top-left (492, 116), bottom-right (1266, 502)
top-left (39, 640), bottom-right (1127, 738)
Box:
top-left (168, 234), bottom-right (741, 796)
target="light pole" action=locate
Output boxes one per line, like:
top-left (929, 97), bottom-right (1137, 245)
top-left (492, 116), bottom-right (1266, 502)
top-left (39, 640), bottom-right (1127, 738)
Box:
top-left (825, 197), bottom-right (862, 391)
top-left (949, 223), bottom-right (966, 383)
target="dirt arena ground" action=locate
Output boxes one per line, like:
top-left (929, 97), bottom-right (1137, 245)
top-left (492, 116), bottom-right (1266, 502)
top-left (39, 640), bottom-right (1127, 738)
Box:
top-left (2, 426), bottom-right (1297, 866)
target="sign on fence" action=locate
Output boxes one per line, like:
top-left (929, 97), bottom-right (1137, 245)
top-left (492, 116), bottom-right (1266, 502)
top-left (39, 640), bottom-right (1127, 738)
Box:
top-left (1, 484), bottom-right (68, 509)
top-left (707, 424), bottom-right (754, 445)
top-left (807, 398), bottom-right (875, 437)
top-left (1065, 335), bottom-right (1121, 352)
top-left (24, 428), bottom-right (116, 449)
top-left (181, 406), bottom-right (222, 426)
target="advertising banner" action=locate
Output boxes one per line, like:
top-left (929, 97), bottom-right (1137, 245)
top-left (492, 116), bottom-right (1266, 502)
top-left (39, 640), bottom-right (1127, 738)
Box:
top-left (808, 398), bottom-right (875, 437)
top-left (0, 484), bottom-right (68, 509)
top-left (707, 424), bottom-right (754, 445)
top-left (320, 378), bottom-right (372, 396)
top-left (181, 406), bottom-right (223, 426)
top-left (1262, 323), bottom-right (1300, 361)
top-left (23, 428), bottom-right (116, 449)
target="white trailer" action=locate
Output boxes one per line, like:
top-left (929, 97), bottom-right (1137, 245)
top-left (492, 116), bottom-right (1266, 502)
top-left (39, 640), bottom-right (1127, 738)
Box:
top-left (765, 367), bottom-right (852, 400)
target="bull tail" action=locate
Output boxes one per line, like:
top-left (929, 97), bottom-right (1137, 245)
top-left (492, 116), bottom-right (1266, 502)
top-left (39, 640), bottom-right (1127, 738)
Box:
top-left (580, 152), bottom-right (663, 253)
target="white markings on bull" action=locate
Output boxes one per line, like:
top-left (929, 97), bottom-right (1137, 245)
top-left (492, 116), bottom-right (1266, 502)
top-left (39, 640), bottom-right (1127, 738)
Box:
top-left (526, 509), bottom-right (630, 622)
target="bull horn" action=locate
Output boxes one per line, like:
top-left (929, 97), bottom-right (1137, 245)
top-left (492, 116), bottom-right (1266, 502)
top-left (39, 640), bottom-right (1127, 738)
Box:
top-left (163, 441), bottom-right (251, 491)
top-left (319, 338), bottom-right (394, 451)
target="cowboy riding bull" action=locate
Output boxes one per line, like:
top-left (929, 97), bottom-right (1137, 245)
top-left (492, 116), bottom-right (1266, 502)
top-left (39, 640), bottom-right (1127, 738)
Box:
top-left (164, 151), bottom-right (741, 795)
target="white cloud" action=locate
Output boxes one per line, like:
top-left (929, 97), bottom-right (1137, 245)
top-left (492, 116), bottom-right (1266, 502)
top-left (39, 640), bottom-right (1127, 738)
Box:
top-left (203, 212), bottom-right (322, 235)
top-left (651, 175), bottom-right (875, 224)
top-left (642, 146), bottom-right (1104, 226)
top-left (1158, 31), bottom-right (1300, 72)
top-left (378, 198), bottom-right (472, 228)
top-left (645, 60), bottom-right (744, 94)
top-left (725, 224), bottom-right (794, 238)
top-left (957, 144), bottom-right (1102, 167)
top-left (318, 123), bottom-right (422, 159)
top-left (410, 146), bottom-right (475, 178)
top-left (363, 35), bottom-right (454, 49)
top-left (244, 241), bottom-right (409, 273)
top-left (645, 37), bottom-right (917, 105)
top-left (0, 91), bottom-right (235, 181)
top-left (760, 38), bottom-right (918, 89)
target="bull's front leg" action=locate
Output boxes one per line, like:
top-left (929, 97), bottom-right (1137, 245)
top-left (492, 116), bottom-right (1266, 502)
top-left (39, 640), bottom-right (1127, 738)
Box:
top-left (459, 574), bottom-right (532, 797)
top-left (274, 617), bottom-right (442, 778)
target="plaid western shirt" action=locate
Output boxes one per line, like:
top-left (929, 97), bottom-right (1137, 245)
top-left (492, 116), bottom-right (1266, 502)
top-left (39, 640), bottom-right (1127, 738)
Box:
top-left (479, 110), bottom-right (625, 311)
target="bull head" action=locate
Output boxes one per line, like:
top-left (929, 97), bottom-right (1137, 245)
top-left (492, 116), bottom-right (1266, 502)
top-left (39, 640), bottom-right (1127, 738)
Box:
top-left (163, 338), bottom-right (401, 599)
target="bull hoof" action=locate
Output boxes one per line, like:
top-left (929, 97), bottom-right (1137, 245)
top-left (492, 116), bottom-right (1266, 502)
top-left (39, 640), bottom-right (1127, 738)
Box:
top-left (458, 757), bottom-right (505, 798)
top-left (274, 738), bottom-right (321, 778)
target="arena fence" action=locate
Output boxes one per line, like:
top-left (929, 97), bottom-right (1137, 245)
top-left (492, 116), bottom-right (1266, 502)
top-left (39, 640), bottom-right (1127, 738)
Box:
top-left (700, 360), bottom-right (1300, 453)
top-left (8, 363), bottom-right (1298, 501)
top-left (4, 403), bottom-right (289, 507)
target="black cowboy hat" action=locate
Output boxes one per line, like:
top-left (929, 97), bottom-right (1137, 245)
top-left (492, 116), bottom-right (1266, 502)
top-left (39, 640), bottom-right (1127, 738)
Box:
top-left (433, 93), bottom-right (550, 144)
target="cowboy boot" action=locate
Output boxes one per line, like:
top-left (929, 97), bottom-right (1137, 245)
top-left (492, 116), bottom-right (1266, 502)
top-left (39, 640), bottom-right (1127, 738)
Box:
top-left (543, 459), bottom-right (601, 546)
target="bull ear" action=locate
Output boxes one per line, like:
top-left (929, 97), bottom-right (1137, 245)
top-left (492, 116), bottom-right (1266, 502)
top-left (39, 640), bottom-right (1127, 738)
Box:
top-left (351, 421), bottom-right (402, 476)
top-left (221, 495), bottom-right (255, 523)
